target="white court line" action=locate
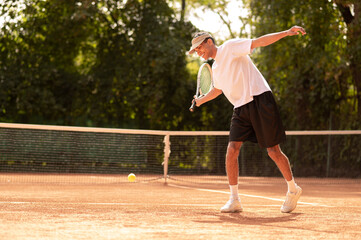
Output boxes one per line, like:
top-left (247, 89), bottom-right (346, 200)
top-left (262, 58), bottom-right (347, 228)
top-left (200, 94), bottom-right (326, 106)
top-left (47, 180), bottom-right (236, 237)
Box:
top-left (167, 184), bottom-right (331, 207)
top-left (0, 201), bottom-right (216, 206)
top-left (0, 201), bottom-right (320, 208)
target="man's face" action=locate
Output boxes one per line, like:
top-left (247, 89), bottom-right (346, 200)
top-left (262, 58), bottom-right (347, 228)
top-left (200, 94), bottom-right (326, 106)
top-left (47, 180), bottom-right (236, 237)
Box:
top-left (194, 39), bottom-right (211, 60)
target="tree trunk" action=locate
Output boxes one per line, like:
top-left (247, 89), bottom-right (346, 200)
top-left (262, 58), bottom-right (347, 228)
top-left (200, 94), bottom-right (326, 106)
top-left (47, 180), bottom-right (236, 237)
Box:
top-left (337, 1), bottom-right (361, 122)
top-left (180, 0), bottom-right (186, 21)
top-left (350, 3), bottom-right (361, 122)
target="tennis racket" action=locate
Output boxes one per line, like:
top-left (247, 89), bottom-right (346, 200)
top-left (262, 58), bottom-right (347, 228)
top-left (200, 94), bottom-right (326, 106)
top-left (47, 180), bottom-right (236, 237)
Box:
top-left (189, 63), bottom-right (213, 112)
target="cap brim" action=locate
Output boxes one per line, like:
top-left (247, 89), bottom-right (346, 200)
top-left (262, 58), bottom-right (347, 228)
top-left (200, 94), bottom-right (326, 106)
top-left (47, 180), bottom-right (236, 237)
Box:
top-left (187, 49), bottom-right (195, 55)
top-left (188, 33), bottom-right (212, 55)
top-left (187, 41), bottom-right (202, 55)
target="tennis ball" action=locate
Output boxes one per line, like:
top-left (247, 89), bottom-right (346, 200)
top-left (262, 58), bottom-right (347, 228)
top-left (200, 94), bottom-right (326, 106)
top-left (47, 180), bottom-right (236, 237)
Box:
top-left (128, 173), bottom-right (136, 182)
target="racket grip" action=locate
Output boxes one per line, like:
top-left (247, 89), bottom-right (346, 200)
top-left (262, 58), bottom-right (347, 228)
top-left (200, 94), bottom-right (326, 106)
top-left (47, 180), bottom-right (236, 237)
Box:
top-left (189, 100), bottom-right (196, 112)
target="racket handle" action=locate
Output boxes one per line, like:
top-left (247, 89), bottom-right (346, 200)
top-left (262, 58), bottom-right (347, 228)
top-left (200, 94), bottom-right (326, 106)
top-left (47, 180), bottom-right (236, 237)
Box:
top-left (189, 100), bottom-right (196, 112)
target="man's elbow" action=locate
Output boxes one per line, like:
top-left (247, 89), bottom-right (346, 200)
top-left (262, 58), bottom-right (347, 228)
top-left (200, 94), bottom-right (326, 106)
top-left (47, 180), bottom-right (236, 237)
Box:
top-left (251, 39), bottom-right (265, 49)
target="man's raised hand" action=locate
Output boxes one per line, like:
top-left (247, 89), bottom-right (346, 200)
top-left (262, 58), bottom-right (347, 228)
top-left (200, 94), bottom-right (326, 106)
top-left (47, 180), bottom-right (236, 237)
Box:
top-left (287, 26), bottom-right (306, 36)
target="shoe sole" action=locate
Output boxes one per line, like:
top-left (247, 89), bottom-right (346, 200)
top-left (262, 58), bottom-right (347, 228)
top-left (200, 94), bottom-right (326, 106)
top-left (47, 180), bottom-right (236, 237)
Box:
top-left (221, 209), bottom-right (243, 213)
top-left (221, 206), bottom-right (243, 213)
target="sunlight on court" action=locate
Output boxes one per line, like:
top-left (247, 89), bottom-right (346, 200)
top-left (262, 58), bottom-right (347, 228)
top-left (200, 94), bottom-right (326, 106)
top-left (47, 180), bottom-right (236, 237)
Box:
top-left (1, 176), bottom-right (360, 240)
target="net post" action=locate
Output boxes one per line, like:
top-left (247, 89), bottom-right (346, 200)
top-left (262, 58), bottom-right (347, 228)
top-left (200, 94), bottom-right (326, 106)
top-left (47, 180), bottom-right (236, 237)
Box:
top-left (163, 133), bottom-right (171, 183)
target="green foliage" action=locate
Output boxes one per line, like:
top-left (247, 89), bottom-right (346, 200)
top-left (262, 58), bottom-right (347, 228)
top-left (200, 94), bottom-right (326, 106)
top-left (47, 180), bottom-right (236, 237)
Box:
top-left (243, 0), bottom-right (359, 130)
top-left (0, 0), bottom-right (219, 130)
top-left (1, 0), bottom-right (359, 132)
top-left (0, 0), bottom-right (95, 124)
top-left (84, 0), bottom-right (197, 129)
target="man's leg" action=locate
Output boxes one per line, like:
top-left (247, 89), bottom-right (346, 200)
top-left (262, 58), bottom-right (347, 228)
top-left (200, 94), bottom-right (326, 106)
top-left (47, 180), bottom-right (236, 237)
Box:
top-left (267, 144), bottom-right (302, 213)
top-left (226, 141), bottom-right (243, 185)
top-left (221, 141), bottom-right (243, 213)
top-left (267, 144), bottom-right (293, 181)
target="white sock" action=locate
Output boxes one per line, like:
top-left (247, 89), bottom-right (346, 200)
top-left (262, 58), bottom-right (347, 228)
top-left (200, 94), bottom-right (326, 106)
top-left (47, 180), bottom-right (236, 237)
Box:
top-left (230, 185), bottom-right (239, 200)
top-left (287, 178), bottom-right (297, 193)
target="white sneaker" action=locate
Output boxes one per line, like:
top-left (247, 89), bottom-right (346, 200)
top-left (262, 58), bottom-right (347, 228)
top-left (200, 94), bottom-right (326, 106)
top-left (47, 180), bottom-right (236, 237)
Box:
top-left (281, 185), bottom-right (302, 213)
top-left (220, 198), bottom-right (243, 213)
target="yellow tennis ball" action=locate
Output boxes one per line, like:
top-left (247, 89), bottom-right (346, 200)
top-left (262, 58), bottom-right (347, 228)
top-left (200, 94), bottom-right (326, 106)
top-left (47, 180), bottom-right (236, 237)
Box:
top-left (128, 173), bottom-right (136, 182)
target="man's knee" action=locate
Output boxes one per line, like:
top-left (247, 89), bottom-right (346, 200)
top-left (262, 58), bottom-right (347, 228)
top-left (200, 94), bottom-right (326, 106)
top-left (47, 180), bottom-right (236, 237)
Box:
top-left (267, 145), bottom-right (282, 159)
top-left (227, 141), bottom-right (242, 158)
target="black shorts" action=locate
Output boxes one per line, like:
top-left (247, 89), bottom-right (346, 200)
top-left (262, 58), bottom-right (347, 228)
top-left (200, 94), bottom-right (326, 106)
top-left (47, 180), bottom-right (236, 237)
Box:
top-left (229, 91), bottom-right (286, 148)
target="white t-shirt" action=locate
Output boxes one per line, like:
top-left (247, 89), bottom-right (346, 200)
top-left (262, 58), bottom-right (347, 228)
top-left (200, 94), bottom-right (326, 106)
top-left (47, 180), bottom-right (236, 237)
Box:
top-left (212, 38), bottom-right (271, 108)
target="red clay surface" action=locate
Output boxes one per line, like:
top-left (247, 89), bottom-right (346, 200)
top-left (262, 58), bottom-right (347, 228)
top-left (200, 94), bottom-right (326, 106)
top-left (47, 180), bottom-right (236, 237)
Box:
top-left (0, 174), bottom-right (360, 240)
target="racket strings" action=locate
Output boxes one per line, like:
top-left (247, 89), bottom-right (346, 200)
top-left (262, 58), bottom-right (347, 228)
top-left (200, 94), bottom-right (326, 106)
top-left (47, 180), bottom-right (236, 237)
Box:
top-left (199, 67), bottom-right (212, 95)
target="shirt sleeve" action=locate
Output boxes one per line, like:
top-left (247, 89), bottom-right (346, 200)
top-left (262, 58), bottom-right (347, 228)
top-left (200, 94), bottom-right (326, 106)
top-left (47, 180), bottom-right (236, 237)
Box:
top-left (227, 38), bottom-right (252, 56)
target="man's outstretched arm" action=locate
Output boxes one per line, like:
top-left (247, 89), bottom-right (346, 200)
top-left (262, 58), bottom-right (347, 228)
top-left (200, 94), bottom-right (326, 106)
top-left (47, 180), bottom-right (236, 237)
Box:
top-left (251, 26), bottom-right (306, 50)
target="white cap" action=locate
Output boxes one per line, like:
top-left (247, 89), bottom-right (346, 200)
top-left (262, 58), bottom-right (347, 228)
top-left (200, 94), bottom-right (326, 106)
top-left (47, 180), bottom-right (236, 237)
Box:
top-left (188, 33), bottom-right (212, 54)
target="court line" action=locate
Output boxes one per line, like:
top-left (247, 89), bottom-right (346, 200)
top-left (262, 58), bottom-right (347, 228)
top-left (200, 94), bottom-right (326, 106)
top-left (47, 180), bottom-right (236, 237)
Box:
top-left (167, 183), bottom-right (331, 207)
top-left (0, 201), bottom-right (321, 208)
top-left (0, 201), bottom-right (216, 206)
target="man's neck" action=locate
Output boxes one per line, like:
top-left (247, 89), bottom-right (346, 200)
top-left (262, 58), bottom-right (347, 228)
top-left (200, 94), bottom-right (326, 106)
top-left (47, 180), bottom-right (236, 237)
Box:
top-left (211, 46), bottom-right (218, 59)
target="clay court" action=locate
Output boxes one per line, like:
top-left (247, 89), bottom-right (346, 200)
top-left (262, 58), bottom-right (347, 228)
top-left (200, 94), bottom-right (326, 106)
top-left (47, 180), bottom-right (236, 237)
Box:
top-left (0, 174), bottom-right (360, 240)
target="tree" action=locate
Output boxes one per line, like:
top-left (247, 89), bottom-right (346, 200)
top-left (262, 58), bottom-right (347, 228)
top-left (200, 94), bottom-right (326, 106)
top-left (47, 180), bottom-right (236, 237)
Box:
top-left (0, 0), bottom-right (90, 124)
top-left (0, 0), bottom-right (211, 130)
top-left (243, 0), bottom-right (359, 130)
top-left (335, 0), bottom-right (361, 123)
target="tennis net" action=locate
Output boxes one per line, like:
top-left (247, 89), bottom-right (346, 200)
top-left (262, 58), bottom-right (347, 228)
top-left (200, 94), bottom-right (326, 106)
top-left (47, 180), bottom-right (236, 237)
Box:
top-left (0, 123), bottom-right (360, 184)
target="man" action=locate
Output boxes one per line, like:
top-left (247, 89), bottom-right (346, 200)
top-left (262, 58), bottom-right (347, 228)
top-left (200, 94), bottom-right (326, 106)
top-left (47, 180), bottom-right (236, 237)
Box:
top-left (188, 26), bottom-right (306, 213)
